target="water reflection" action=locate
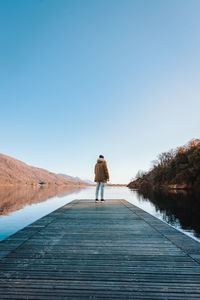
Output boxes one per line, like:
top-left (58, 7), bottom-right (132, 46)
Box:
top-left (1, 186), bottom-right (200, 244)
top-left (0, 185), bottom-right (82, 216)
top-left (131, 189), bottom-right (200, 239)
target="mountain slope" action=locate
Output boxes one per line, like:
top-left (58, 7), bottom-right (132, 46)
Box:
top-left (0, 153), bottom-right (78, 186)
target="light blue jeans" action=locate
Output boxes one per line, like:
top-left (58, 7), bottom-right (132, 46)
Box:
top-left (95, 182), bottom-right (105, 199)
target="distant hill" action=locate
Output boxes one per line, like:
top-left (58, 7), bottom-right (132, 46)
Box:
top-left (0, 153), bottom-right (81, 186)
top-left (58, 174), bottom-right (93, 185)
top-left (83, 179), bottom-right (94, 184)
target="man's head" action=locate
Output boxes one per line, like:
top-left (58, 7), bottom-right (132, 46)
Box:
top-left (99, 155), bottom-right (104, 159)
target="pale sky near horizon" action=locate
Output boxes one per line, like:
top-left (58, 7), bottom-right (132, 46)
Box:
top-left (1, 0), bottom-right (200, 183)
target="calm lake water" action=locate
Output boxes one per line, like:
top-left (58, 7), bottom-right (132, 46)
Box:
top-left (0, 185), bottom-right (200, 243)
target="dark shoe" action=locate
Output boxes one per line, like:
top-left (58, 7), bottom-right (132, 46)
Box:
top-left (95, 199), bottom-right (99, 202)
top-left (101, 199), bottom-right (105, 202)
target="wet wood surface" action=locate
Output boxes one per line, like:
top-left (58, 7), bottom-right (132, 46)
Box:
top-left (0, 199), bottom-right (200, 299)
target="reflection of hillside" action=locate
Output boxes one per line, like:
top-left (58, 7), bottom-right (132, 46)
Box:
top-left (132, 189), bottom-right (200, 238)
top-left (0, 186), bottom-right (83, 216)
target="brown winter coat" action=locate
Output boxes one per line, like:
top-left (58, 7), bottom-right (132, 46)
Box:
top-left (94, 158), bottom-right (110, 183)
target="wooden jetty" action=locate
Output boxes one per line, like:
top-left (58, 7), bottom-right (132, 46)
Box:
top-left (0, 199), bottom-right (200, 299)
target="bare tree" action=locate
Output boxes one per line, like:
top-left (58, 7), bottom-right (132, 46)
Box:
top-left (156, 149), bottom-right (175, 167)
top-left (135, 170), bottom-right (146, 179)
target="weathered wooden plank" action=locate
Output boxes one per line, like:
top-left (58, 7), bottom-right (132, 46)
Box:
top-left (1, 260), bottom-right (197, 268)
top-left (1, 265), bottom-right (200, 275)
top-left (3, 253), bottom-right (194, 262)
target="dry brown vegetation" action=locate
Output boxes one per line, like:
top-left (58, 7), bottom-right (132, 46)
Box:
top-left (128, 139), bottom-right (200, 190)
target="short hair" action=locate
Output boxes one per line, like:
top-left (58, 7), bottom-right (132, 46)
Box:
top-left (99, 155), bottom-right (104, 159)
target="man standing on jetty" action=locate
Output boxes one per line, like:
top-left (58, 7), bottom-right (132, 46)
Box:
top-left (94, 155), bottom-right (110, 202)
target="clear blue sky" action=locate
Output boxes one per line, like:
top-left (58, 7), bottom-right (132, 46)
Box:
top-left (1, 0), bottom-right (200, 183)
